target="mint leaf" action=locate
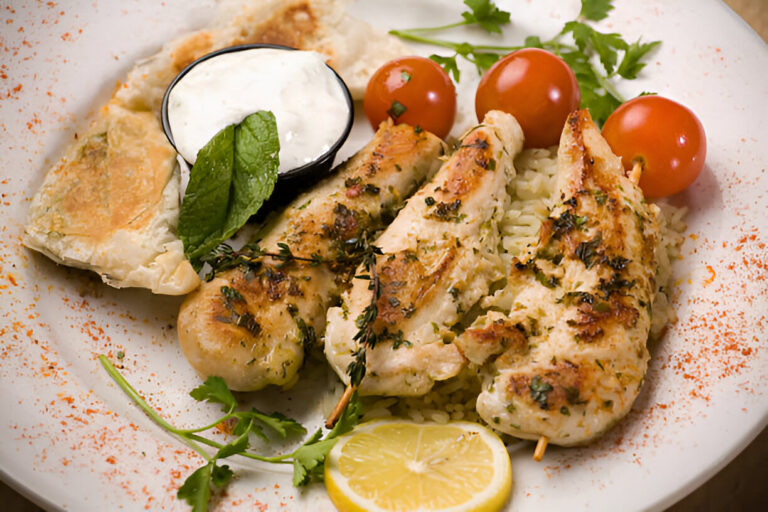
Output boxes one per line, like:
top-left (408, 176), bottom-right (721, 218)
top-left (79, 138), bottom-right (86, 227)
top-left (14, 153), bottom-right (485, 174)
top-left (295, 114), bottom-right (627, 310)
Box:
top-left (177, 463), bottom-right (213, 512)
top-left (617, 40), bottom-right (661, 79)
top-left (179, 111), bottom-right (279, 265)
top-left (178, 125), bottom-right (235, 263)
top-left (225, 111), bottom-right (280, 238)
top-left (580, 0), bottom-right (614, 21)
top-left (189, 376), bottom-right (237, 411)
top-left (462, 0), bottom-right (511, 33)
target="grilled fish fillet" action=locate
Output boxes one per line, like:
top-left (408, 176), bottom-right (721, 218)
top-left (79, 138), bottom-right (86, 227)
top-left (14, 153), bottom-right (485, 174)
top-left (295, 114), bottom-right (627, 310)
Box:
top-left (24, 0), bottom-right (410, 294)
top-left (325, 111), bottom-right (525, 396)
top-left (177, 122), bottom-right (444, 391)
top-left (454, 110), bottom-right (660, 446)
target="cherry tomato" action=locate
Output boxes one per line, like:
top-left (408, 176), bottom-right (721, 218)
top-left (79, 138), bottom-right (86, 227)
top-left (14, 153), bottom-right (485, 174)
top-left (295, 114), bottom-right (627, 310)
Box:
top-left (475, 48), bottom-right (580, 148)
top-left (602, 95), bottom-right (706, 198)
top-left (363, 56), bottom-right (456, 139)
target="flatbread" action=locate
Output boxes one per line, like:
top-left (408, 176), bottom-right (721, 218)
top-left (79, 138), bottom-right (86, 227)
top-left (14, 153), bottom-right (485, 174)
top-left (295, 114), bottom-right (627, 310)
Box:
top-left (24, 0), bottom-right (411, 294)
top-left (116, 0), bottom-right (411, 112)
top-left (24, 103), bottom-right (200, 294)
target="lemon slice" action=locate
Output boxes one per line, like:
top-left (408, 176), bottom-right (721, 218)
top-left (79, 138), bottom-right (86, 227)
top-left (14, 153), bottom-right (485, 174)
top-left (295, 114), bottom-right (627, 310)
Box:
top-left (324, 420), bottom-right (512, 512)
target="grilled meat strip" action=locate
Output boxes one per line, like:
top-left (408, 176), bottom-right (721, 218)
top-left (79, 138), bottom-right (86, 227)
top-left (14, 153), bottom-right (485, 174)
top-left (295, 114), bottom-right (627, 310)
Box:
top-left (325, 111), bottom-right (525, 396)
top-left (177, 122), bottom-right (444, 391)
top-left (455, 110), bottom-right (660, 446)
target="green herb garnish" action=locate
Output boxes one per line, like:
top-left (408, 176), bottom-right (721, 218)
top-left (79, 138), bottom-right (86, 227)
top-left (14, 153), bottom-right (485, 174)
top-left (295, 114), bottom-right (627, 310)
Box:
top-left (529, 376), bottom-right (554, 409)
top-left (99, 355), bottom-right (361, 512)
top-left (346, 237), bottom-right (384, 387)
top-left (387, 100), bottom-right (408, 119)
top-left (179, 111), bottom-right (280, 268)
top-left (390, 0), bottom-right (660, 125)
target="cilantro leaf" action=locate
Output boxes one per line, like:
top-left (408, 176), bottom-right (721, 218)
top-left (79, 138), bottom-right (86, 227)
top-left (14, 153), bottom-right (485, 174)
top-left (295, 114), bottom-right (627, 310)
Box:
top-left (430, 54), bottom-right (461, 82)
top-left (210, 464), bottom-right (234, 488)
top-left (524, 35), bottom-right (543, 48)
top-left (232, 415), bottom-right (268, 441)
top-left (292, 435), bottom-right (338, 486)
top-left (189, 376), bottom-right (237, 412)
top-left (580, 0), bottom-right (614, 22)
top-left (249, 410), bottom-right (307, 439)
top-left (177, 459), bottom-right (235, 512)
top-left (617, 40), bottom-right (661, 79)
top-left (328, 392), bottom-right (362, 439)
top-left (590, 30), bottom-right (628, 75)
top-left (214, 430), bottom-right (249, 459)
top-left (470, 51), bottom-right (502, 74)
top-left (177, 463), bottom-right (213, 512)
top-left (461, 0), bottom-right (512, 33)
top-left (563, 22), bottom-right (627, 75)
top-left (581, 86), bottom-right (622, 126)
top-left (290, 393), bottom-right (362, 486)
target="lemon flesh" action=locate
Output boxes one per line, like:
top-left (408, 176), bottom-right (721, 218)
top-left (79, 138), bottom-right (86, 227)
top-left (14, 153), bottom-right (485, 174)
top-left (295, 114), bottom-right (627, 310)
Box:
top-left (325, 420), bottom-right (512, 512)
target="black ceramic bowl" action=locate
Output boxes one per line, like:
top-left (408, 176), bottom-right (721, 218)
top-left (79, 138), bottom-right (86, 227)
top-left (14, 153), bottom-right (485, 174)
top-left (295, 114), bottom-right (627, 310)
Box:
top-left (160, 43), bottom-right (354, 183)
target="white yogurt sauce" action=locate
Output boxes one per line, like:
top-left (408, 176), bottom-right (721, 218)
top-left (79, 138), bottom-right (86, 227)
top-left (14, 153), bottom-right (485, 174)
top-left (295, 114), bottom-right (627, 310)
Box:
top-left (167, 48), bottom-right (350, 174)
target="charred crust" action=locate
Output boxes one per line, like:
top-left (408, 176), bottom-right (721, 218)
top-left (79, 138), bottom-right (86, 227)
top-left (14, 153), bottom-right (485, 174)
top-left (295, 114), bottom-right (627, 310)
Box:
top-left (506, 361), bottom-right (585, 411)
top-left (235, 2), bottom-right (317, 49)
top-left (567, 293), bottom-right (639, 342)
top-left (465, 319), bottom-right (528, 354)
top-left (374, 249), bottom-right (456, 328)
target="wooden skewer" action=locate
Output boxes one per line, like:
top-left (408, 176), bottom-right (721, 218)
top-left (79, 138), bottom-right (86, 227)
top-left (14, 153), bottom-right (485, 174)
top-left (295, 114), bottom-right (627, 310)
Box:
top-left (628, 160), bottom-right (643, 185)
top-left (325, 384), bottom-right (356, 429)
top-left (533, 435), bottom-right (548, 462)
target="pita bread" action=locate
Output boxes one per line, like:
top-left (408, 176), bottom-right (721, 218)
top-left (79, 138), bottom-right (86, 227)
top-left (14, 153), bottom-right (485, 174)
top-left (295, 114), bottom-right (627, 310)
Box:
top-left (117, 0), bottom-right (411, 113)
top-left (24, 0), bottom-right (411, 294)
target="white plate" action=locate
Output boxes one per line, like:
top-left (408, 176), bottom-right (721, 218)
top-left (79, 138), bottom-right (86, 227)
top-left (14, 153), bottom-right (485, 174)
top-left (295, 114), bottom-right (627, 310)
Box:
top-left (1, 1), bottom-right (766, 510)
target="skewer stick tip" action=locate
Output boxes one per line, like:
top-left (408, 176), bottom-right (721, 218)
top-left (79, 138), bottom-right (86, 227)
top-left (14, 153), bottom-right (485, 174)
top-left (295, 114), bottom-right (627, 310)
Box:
top-left (325, 384), bottom-right (356, 429)
top-left (533, 435), bottom-right (549, 462)
top-left (629, 160), bottom-right (643, 185)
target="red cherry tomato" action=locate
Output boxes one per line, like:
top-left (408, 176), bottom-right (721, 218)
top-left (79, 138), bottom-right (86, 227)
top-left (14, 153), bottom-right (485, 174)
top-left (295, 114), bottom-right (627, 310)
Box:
top-left (363, 56), bottom-right (456, 139)
top-left (602, 95), bottom-right (706, 199)
top-left (475, 48), bottom-right (580, 148)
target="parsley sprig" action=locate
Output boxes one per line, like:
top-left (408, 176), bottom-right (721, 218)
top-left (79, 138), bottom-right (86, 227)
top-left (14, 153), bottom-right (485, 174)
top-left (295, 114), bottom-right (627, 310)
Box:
top-left (99, 355), bottom-right (361, 512)
top-left (390, 0), bottom-right (660, 125)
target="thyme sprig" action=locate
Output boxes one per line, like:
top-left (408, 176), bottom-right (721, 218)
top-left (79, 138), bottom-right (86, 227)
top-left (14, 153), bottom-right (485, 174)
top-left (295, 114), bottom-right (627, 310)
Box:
top-left (99, 355), bottom-right (361, 512)
top-left (200, 242), bottom-right (323, 281)
top-left (346, 238), bottom-right (383, 387)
